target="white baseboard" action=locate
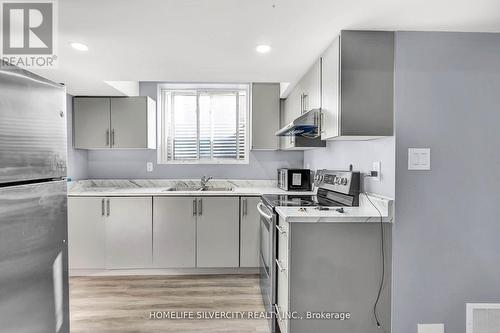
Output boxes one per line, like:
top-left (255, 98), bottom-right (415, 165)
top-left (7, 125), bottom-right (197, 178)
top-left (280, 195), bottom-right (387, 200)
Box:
top-left (69, 267), bottom-right (259, 277)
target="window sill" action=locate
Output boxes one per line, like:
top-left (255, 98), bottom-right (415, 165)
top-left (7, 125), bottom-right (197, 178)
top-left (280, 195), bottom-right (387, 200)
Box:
top-left (158, 159), bottom-right (249, 165)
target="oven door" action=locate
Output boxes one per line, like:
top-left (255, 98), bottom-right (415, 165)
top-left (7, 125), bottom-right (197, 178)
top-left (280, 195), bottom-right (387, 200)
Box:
top-left (257, 201), bottom-right (276, 332)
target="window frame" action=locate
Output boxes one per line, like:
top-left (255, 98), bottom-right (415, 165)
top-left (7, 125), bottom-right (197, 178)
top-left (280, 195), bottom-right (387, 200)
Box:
top-left (157, 83), bottom-right (250, 165)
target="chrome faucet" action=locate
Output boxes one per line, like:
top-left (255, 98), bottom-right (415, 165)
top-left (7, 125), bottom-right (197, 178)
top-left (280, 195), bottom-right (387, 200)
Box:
top-left (200, 176), bottom-right (212, 190)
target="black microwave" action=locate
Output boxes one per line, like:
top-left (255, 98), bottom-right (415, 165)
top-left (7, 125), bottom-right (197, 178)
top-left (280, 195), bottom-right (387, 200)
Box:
top-left (277, 168), bottom-right (312, 191)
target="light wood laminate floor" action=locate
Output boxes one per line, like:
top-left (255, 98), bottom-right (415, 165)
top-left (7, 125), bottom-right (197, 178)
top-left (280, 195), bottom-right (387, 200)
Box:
top-left (70, 274), bottom-right (271, 333)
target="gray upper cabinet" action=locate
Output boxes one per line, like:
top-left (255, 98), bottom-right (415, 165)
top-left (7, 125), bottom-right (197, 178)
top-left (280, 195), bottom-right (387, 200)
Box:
top-left (280, 59), bottom-right (326, 150)
top-left (73, 96), bottom-right (156, 149)
top-left (110, 97), bottom-right (156, 149)
top-left (73, 97), bottom-right (111, 149)
top-left (298, 59), bottom-right (322, 113)
top-left (321, 30), bottom-right (394, 140)
top-left (251, 83), bottom-right (280, 150)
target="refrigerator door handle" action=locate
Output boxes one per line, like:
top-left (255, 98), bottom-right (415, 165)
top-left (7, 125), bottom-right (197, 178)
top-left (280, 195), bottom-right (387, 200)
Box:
top-left (101, 198), bottom-right (105, 216)
top-left (106, 199), bottom-right (110, 217)
top-left (106, 129), bottom-right (110, 146)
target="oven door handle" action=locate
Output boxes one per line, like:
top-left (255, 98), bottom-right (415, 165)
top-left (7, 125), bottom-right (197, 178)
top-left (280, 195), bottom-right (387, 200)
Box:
top-left (257, 202), bottom-right (273, 220)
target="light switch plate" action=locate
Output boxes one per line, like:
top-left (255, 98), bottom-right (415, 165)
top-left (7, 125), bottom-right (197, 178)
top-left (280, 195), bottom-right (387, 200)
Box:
top-left (408, 148), bottom-right (431, 170)
top-left (417, 323), bottom-right (444, 333)
top-left (146, 162), bottom-right (153, 172)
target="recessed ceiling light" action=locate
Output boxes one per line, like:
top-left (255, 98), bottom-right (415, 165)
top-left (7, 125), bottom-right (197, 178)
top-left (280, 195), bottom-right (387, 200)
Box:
top-left (70, 42), bottom-right (88, 51)
top-left (256, 44), bottom-right (271, 54)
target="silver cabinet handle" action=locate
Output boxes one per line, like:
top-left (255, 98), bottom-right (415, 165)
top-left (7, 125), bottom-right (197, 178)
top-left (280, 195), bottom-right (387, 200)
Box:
top-left (245, 198), bottom-right (248, 216)
top-left (101, 198), bottom-right (105, 216)
top-left (274, 304), bottom-right (283, 322)
top-left (257, 202), bottom-right (273, 220)
top-left (198, 199), bottom-right (202, 216)
top-left (242, 198), bottom-right (247, 217)
top-left (193, 199), bottom-right (197, 216)
top-left (106, 199), bottom-right (110, 217)
top-left (319, 111), bottom-right (324, 134)
top-left (303, 93), bottom-right (306, 113)
top-left (111, 129), bottom-right (115, 146)
top-left (276, 224), bottom-right (286, 235)
top-left (106, 129), bottom-right (110, 146)
top-left (275, 259), bottom-right (286, 273)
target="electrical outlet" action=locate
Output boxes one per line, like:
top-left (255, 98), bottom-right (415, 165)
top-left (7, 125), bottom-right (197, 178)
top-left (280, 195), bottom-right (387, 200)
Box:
top-left (146, 162), bottom-right (153, 172)
top-left (417, 324), bottom-right (444, 333)
top-left (372, 161), bottom-right (381, 182)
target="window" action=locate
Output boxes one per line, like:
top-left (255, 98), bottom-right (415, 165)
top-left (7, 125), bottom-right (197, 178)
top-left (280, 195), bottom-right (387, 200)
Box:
top-left (158, 84), bottom-right (249, 164)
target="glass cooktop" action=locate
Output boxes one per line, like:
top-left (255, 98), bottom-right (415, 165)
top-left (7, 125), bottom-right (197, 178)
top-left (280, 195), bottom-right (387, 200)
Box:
top-left (261, 194), bottom-right (318, 208)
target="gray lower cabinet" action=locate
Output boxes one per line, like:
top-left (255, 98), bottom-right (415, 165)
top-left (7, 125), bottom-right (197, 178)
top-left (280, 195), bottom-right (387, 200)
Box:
top-left (276, 216), bottom-right (392, 333)
top-left (73, 96), bottom-right (156, 149)
top-left (251, 83), bottom-right (280, 150)
top-left (68, 197), bottom-right (106, 269)
top-left (240, 197), bottom-right (261, 267)
top-left (105, 197), bottom-right (153, 269)
top-left (197, 197), bottom-right (239, 267)
top-left (69, 195), bottom-right (244, 271)
top-left (153, 197), bottom-right (196, 268)
top-left (68, 196), bottom-right (153, 270)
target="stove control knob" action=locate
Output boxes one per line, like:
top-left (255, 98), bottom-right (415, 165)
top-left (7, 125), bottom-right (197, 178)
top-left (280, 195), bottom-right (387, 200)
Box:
top-left (341, 178), bottom-right (348, 185)
top-left (314, 173), bottom-right (323, 183)
top-left (334, 177), bottom-right (341, 185)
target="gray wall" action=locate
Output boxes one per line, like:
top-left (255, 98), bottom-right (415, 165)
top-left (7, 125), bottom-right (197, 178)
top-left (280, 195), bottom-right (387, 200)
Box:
top-left (66, 94), bottom-right (88, 180)
top-left (86, 149), bottom-right (303, 179)
top-left (80, 82), bottom-right (303, 179)
top-left (303, 137), bottom-right (395, 197)
top-left (393, 32), bottom-right (500, 333)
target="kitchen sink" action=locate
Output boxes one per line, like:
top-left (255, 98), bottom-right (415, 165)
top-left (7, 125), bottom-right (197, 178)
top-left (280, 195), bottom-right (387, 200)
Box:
top-left (203, 187), bottom-right (234, 191)
top-left (163, 186), bottom-right (234, 192)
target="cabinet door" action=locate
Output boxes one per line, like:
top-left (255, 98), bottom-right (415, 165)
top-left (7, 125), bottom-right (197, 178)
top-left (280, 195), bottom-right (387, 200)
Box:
top-left (340, 31), bottom-right (394, 136)
top-left (73, 97), bottom-right (110, 149)
top-left (197, 197), bottom-right (239, 267)
top-left (283, 84), bottom-right (302, 125)
top-left (110, 97), bottom-right (150, 148)
top-left (300, 58), bottom-right (322, 112)
top-left (321, 36), bottom-right (340, 140)
top-left (240, 197), bottom-right (261, 267)
top-left (68, 197), bottom-right (105, 269)
top-left (251, 83), bottom-right (279, 150)
top-left (153, 197), bottom-right (196, 268)
top-left (105, 197), bottom-right (153, 269)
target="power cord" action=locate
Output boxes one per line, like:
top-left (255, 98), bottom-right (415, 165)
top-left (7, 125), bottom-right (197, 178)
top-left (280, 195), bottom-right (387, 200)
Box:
top-left (364, 193), bottom-right (385, 329)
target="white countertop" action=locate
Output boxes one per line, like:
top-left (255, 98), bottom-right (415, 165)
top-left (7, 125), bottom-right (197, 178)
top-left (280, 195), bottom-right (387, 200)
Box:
top-left (276, 193), bottom-right (394, 223)
top-left (68, 179), bottom-right (314, 197)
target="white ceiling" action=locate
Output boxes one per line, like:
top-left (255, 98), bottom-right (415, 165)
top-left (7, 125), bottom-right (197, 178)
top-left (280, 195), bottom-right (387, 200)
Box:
top-left (33, 0), bottom-right (500, 96)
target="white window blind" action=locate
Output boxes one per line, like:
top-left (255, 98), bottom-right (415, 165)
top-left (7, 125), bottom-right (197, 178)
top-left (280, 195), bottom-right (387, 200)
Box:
top-left (159, 85), bottom-right (249, 164)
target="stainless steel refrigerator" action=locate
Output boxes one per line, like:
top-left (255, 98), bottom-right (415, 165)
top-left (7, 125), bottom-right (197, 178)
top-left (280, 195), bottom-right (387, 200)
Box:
top-left (0, 67), bottom-right (69, 333)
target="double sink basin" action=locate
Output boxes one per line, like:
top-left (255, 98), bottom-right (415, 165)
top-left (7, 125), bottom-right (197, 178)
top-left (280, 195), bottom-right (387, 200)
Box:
top-left (163, 186), bottom-right (234, 192)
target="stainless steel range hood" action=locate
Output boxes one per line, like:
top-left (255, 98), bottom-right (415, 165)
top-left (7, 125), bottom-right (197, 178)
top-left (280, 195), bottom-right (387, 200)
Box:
top-left (275, 108), bottom-right (322, 137)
